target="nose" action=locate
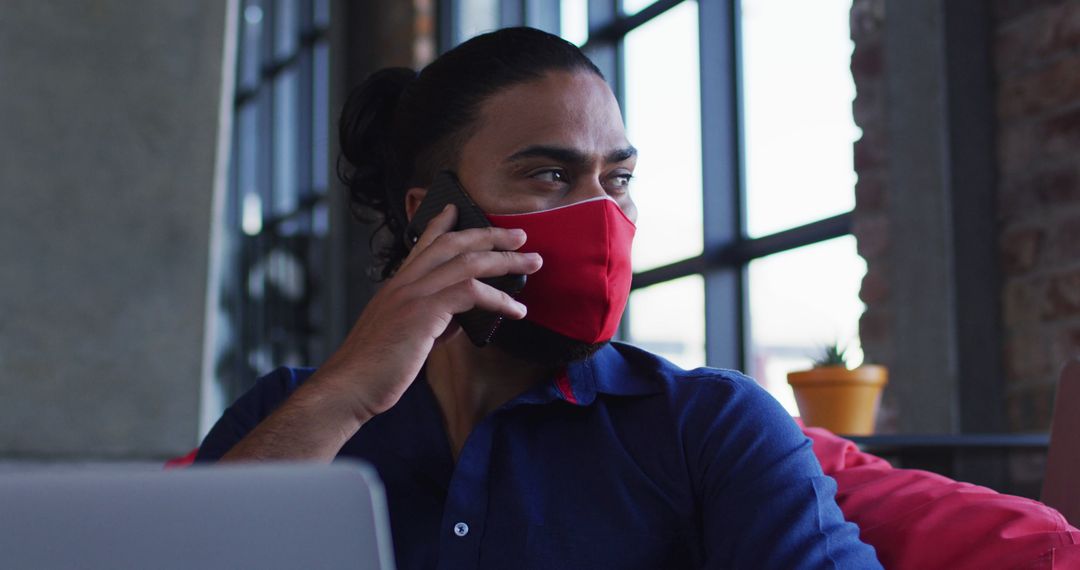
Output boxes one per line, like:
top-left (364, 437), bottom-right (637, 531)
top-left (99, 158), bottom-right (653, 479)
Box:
top-left (568, 175), bottom-right (608, 203)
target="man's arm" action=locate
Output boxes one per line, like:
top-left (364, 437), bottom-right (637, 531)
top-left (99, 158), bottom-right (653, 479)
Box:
top-left (200, 205), bottom-right (541, 463)
top-left (215, 373), bottom-right (370, 462)
top-left (683, 376), bottom-right (881, 569)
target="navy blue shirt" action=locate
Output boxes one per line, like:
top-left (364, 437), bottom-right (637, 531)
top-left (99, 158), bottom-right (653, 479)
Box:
top-left (197, 342), bottom-right (880, 569)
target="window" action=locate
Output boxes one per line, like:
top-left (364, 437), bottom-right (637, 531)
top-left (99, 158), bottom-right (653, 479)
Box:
top-left (442, 0), bottom-right (863, 413)
top-left (210, 0), bottom-right (332, 407)
top-left (740, 0), bottom-right (865, 412)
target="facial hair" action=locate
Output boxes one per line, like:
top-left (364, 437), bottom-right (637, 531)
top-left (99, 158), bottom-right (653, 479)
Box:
top-left (489, 316), bottom-right (607, 368)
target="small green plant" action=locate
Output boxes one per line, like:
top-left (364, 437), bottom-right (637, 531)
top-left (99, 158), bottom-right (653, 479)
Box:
top-left (812, 343), bottom-right (849, 368)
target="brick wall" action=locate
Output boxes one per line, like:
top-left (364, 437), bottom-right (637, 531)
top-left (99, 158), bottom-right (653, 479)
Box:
top-left (994, 0), bottom-right (1080, 431)
top-left (850, 0), bottom-right (897, 431)
top-left (850, 0), bottom-right (1080, 432)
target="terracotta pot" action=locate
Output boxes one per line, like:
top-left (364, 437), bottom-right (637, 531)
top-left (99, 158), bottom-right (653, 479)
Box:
top-left (787, 365), bottom-right (888, 435)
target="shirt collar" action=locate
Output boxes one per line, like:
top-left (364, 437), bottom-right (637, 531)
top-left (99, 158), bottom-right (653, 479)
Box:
top-left (556, 341), bottom-right (665, 406)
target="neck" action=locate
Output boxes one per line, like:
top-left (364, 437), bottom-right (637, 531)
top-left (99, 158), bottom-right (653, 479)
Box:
top-left (426, 330), bottom-right (555, 460)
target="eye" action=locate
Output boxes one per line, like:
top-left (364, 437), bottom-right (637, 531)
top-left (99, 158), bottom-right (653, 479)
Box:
top-left (605, 172), bottom-right (634, 193)
top-left (530, 169), bottom-right (569, 184)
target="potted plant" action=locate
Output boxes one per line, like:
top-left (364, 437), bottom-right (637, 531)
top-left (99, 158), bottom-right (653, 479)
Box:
top-left (786, 344), bottom-right (888, 435)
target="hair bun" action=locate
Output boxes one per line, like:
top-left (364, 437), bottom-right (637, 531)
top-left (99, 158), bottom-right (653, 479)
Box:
top-left (338, 67), bottom-right (417, 222)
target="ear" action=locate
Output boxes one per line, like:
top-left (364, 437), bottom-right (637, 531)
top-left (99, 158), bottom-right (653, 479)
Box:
top-left (404, 187), bottom-right (427, 222)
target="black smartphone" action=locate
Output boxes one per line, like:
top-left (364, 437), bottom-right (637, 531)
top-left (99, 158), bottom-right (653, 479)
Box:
top-left (405, 171), bottom-right (527, 346)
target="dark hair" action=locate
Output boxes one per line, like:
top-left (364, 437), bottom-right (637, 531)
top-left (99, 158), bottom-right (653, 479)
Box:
top-left (337, 27), bottom-right (604, 280)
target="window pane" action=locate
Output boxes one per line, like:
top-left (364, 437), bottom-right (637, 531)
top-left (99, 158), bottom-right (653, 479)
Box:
top-left (311, 41), bottom-right (329, 192)
top-left (272, 67), bottom-right (299, 217)
top-left (624, 1), bottom-right (702, 272)
top-left (746, 235), bottom-right (866, 416)
top-left (626, 275), bottom-right (706, 370)
top-left (622, 0), bottom-right (656, 16)
top-left (274, 0), bottom-right (299, 60)
top-left (239, 0), bottom-right (265, 91)
top-left (313, 0), bottom-right (329, 28)
top-left (560, 0), bottom-right (588, 46)
top-left (740, 0), bottom-right (857, 237)
top-left (457, 0), bottom-right (498, 42)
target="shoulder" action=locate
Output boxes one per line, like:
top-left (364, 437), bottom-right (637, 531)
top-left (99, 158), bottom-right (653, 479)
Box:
top-left (227, 366), bottom-right (318, 421)
top-left (195, 366), bottom-right (317, 461)
top-left (605, 342), bottom-right (810, 467)
top-left (607, 341), bottom-right (781, 416)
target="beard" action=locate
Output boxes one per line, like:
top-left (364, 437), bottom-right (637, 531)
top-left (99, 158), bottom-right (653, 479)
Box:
top-left (488, 316), bottom-right (607, 368)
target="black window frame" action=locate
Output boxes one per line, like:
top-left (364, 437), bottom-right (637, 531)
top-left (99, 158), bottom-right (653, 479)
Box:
top-left (215, 0), bottom-right (332, 402)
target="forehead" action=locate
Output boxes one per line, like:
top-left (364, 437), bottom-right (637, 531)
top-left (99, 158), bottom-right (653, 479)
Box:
top-left (464, 70), bottom-right (628, 159)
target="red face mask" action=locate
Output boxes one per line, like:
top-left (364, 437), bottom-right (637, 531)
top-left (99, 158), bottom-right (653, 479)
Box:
top-left (487, 196), bottom-right (636, 344)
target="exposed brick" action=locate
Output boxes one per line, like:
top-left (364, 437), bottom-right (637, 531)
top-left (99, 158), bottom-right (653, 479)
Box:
top-left (851, 36), bottom-right (883, 78)
top-left (998, 120), bottom-right (1039, 177)
top-left (1051, 320), bottom-right (1080, 365)
top-left (1049, 212), bottom-right (1080, 264)
top-left (997, 163), bottom-right (1080, 221)
top-left (1045, 267), bottom-right (1080, 318)
top-left (994, 0), bottom-right (1068, 24)
top-left (996, 2), bottom-right (1059, 70)
top-left (1000, 226), bottom-right (1045, 274)
top-left (997, 176), bottom-right (1041, 220)
top-left (995, 2), bottom-right (1080, 73)
top-left (853, 214), bottom-right (889, 259)
top-left (1006, 382), bottom-right (1056, 431)
top-left (1053, 3), bottom-right (1080, 53)
top-left (851, 0), bottom-right (892, 394)
top-left (1003, 277), bottom-right (1046, 327)
top-left (855, 173), bottom-right (886, 212)
top-left (852, 81), bottom-right (886, 133)
top-left (850, 0), bottom-right (885, 41)
top-left (853, 130), bottom-right (888, 172)
top-left (859, 265), bottom-right (890, 305)
top-left (1038, 104), bottom-right (1080, 159)
top-left (997, 52), bottom-right (1080, 121)
top-left (859, 307), bottom-right (892, 344)
top-left (1005, 327), bottom-right (1055, 382)
top-left (1034, 162), bottom-right (1080, 206)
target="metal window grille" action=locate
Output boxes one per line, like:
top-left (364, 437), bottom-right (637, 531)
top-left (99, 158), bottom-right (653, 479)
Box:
top-left (215, 0), bottom-right (332, 402)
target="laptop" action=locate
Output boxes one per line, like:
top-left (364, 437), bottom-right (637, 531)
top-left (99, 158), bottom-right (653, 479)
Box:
top-left (0, 461), bottom-right (396, 570)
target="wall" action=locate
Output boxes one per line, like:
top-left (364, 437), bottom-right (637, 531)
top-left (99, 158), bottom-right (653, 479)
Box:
top-left (0, 1), bottom-right (229, 460)
top-left (851, 0), bottom-right (1080, 433)
top-left (994, 0), bottom-right (1080, 431)
top-left (850, 0), bottom-right (895, 428)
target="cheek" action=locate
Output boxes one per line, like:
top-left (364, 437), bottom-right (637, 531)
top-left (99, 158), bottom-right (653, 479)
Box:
top-left (620, 196), bottom-right (638, 225)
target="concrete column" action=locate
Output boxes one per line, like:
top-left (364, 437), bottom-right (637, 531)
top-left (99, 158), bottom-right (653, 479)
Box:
top-left (0, 1), bottom-right (231, 460)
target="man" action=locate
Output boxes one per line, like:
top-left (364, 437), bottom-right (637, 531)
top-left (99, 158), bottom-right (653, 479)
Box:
top-left (198, 27), bottom-right (881, 569)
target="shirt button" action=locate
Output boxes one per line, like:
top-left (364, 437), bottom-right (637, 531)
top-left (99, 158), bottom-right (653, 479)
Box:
top-left (453, 522), bottom-right (469, 537)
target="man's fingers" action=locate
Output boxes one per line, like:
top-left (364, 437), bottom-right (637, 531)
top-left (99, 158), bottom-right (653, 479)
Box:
top-left (409, 250), bottom-right (542, 297)
top-left (398, 225), bottom-right (529, 283)
top-left (436, 279), bottom-right (528, 320)
top-left (398, 204), bottom-right (458, 273)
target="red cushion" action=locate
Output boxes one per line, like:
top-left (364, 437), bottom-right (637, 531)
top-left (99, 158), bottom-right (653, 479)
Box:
top-left (803, 425), bottom-right (1080, 569)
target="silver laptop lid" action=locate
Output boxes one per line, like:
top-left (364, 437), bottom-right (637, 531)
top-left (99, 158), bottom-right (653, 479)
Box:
top-left (0, 461), bottom-right (396, 570)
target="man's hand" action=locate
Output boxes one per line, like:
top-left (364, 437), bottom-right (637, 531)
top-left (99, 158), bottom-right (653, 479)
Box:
top-left (317, 203), bottom-right (542, 421)
top-left (221, 204), bottom-right (542, 462)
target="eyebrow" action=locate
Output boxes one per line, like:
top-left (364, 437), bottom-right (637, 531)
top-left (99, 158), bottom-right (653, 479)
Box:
top-left (504, 144), bottom-right (638, 166)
